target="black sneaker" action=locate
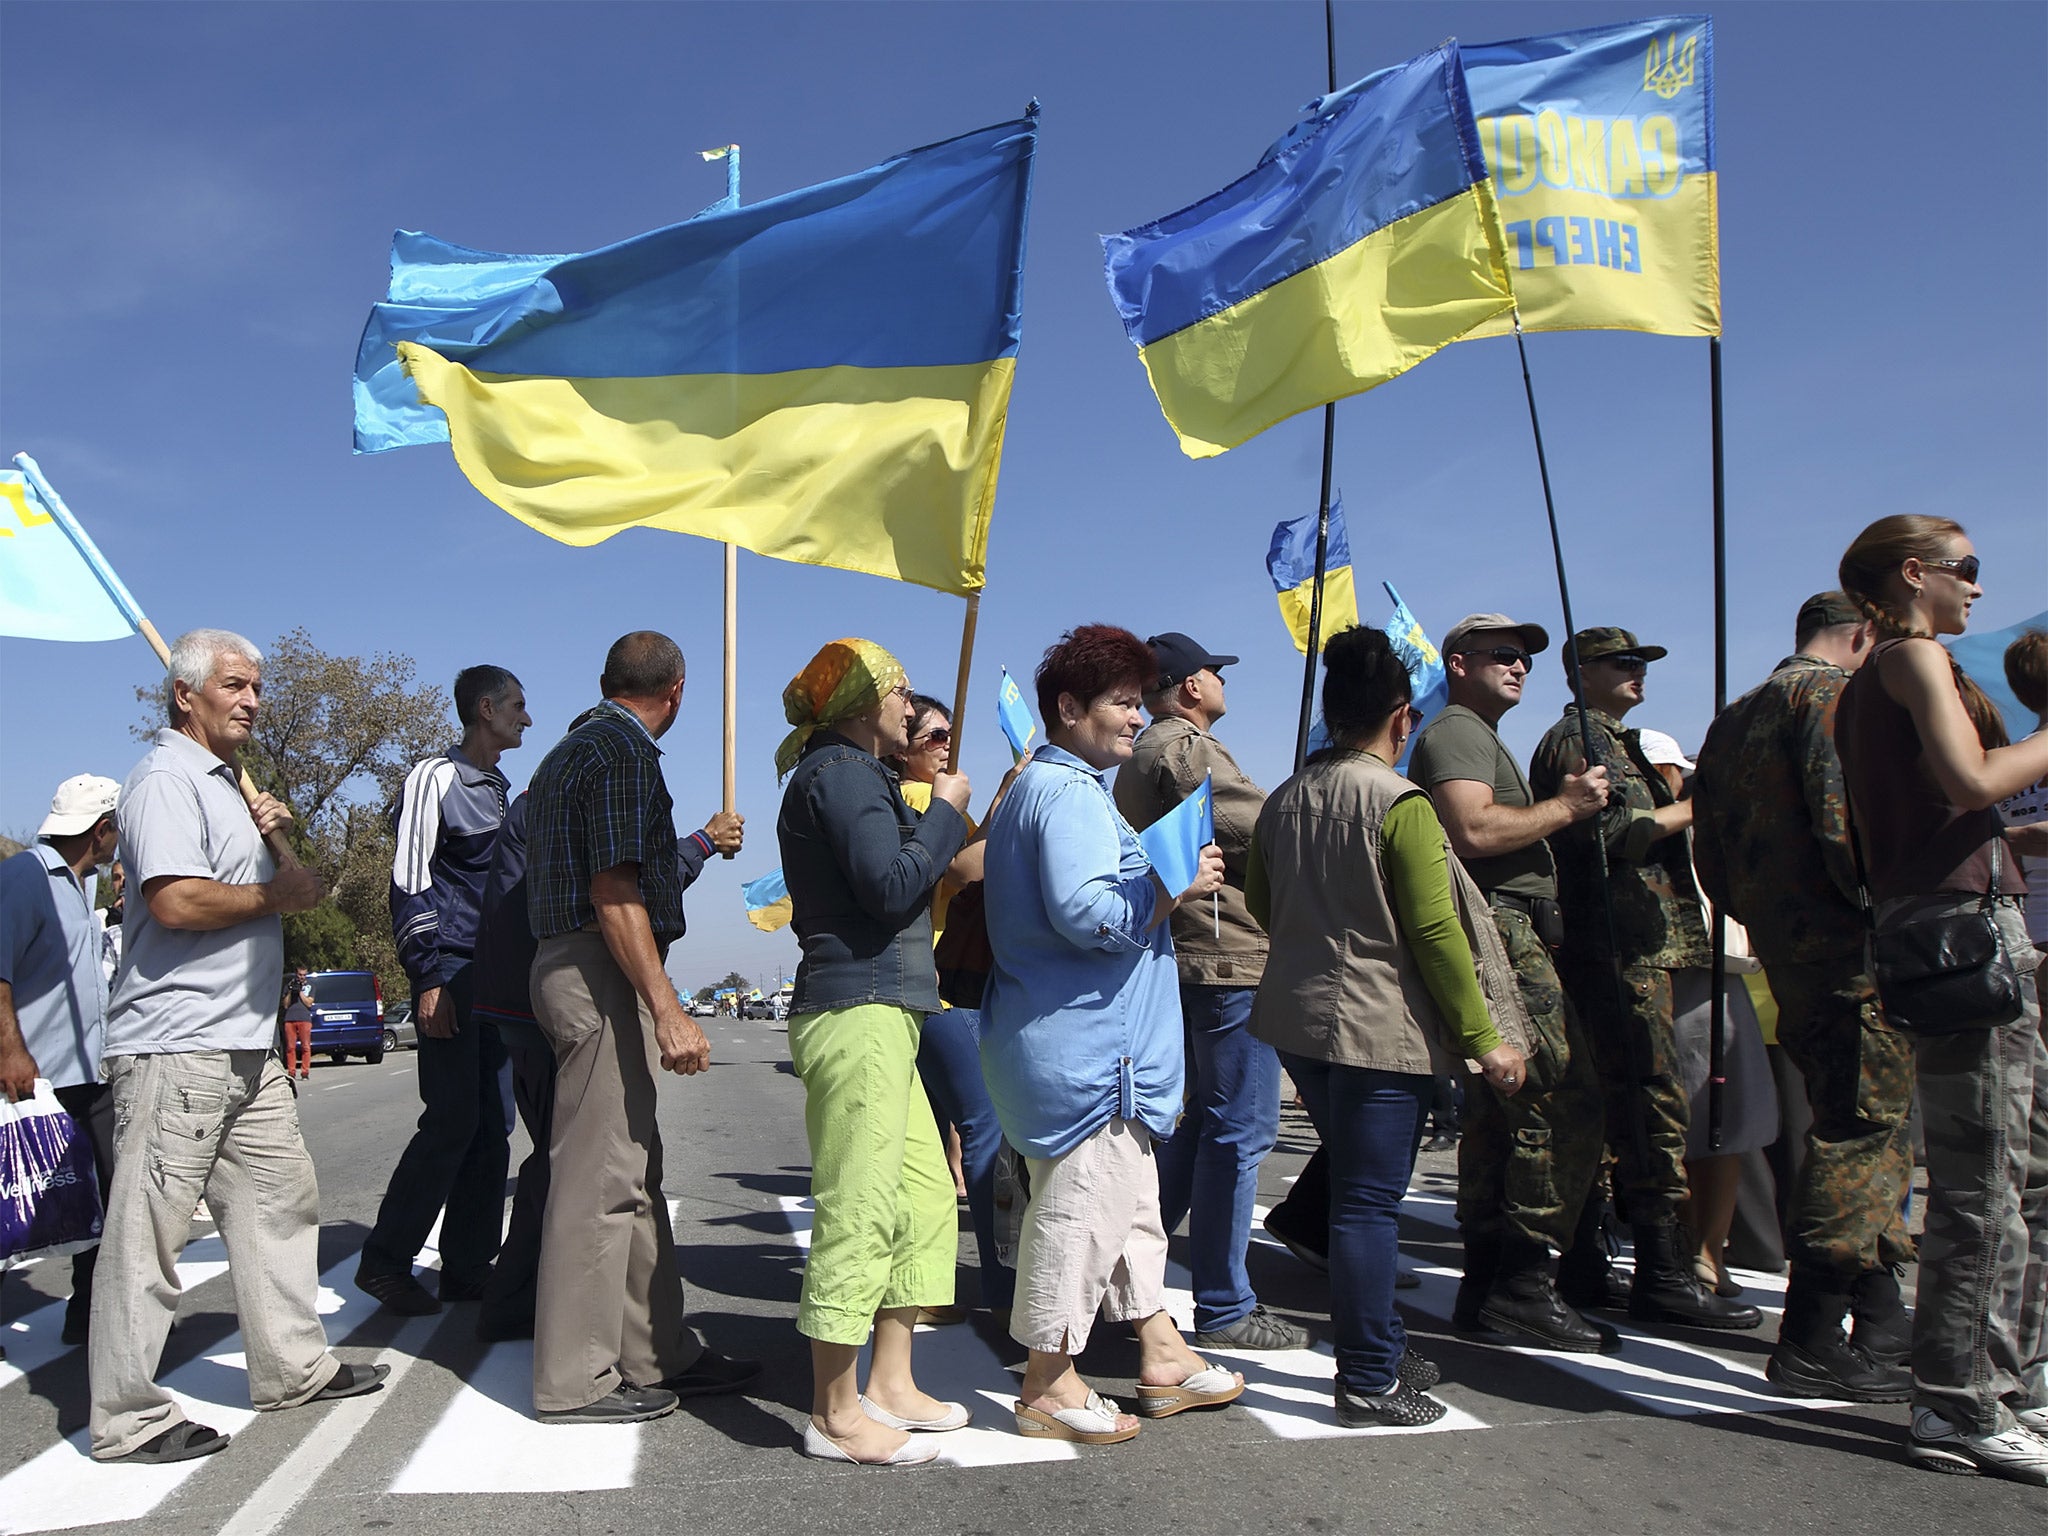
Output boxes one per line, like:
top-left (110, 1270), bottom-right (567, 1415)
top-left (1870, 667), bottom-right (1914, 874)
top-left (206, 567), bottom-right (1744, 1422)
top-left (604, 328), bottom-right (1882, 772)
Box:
top-left (1193, 1304), bottom-right (1309, 1350)
top-left (538, 1384), bottom-right (678, 1425)
top-left (1395, 1350), bottom-right (1442, 1390)
top-left (652, 1349), bottom-right (763, 1399)
top-left (356, 1266), bottom-right (441, 1316)
top-left (1766, 1335), bottom-right (1911, 1403)
top-left (1335, 1378), bottom-right (1448, 1428)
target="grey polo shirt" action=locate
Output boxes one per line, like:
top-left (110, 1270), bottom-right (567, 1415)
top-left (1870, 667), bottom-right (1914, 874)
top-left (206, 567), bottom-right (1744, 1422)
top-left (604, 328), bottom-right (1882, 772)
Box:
top-left (0, 844), bottom-right (106, 1088)
top-left (105, 729), bottom-right (282, 1057)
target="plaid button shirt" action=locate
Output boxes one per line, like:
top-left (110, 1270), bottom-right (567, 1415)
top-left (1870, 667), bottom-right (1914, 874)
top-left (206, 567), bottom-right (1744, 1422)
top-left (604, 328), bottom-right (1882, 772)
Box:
top-left (525, 701), bottom-right (687, 943)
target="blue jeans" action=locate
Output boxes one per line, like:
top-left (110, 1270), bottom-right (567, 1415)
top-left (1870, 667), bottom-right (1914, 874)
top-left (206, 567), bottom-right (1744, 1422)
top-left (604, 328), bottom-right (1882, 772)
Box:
top-left (361, 965), bottom-right (511, 1286)
top-left (916, 1008), bottom-right (1014, 1310)
top-left (1280, 1053), bottom-right (1429, 1394)
top-left (1157, 985), bottom-right (1279, 1332)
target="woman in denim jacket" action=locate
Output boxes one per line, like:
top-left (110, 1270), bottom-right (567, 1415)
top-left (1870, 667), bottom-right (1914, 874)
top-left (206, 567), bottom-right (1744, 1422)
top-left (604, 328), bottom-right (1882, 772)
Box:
top-left (980, 625), bottom-right (1238, 1444)
top-left (776, 639), bottom-right (971, 1467)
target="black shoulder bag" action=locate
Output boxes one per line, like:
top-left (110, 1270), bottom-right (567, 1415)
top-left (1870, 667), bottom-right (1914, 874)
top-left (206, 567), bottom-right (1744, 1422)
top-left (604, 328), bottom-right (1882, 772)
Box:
top-left (1849, 806), bottom-right (2023, 1035)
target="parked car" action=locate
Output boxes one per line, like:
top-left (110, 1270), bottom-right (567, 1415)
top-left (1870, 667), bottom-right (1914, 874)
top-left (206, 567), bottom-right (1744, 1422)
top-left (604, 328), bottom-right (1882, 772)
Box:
top-left (382, 999), bottom-right (418, 1055)
top-left (740, 997), bottom-right (777, 1020)
top-left (299, 969), bottom-right (387, 1064)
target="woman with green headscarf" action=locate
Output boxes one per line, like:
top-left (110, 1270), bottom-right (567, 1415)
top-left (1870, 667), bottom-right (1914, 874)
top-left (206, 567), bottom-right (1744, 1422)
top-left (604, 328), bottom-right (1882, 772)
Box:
top-left (776, 638), bottom-right (975, 1467)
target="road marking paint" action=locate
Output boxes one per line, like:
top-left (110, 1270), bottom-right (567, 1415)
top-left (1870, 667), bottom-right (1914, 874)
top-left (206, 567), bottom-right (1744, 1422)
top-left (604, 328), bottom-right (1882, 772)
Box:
top-left (1, 1234), bottom-right (230, 1393)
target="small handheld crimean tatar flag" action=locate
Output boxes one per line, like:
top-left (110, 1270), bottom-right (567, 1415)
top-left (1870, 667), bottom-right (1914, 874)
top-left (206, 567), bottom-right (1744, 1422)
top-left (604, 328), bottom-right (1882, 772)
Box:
top-left (1267, 495), bottom-right (1359, 654)
top-left (1103, 43), bottom-right (1515, 458)
top-left (358, 111), bottom-right (1038, 595)
top-left (1460, 16), bottom-right (1718, 338)
top-left (1138, 772), bottom-right (1214, 899)
top-left (741, 868), bottom-right (794, 934)
top-left (996, 667), bottom-right (1039, 761)
top-left (0, 456), bottom-right (145, 643)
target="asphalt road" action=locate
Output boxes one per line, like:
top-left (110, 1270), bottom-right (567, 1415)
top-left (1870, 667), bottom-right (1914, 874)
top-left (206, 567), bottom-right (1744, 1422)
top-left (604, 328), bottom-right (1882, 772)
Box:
top-left (2, 1020), bottom-right (2035, 1536)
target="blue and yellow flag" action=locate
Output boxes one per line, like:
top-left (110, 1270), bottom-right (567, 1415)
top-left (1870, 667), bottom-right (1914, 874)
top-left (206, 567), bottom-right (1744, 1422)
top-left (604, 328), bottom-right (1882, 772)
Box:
top-left (996, 667), bottom-right (1038, 761)
top-left (742, 868), bottom-right (794, 934)
top-left (1266, 495), bottom-right (1359, 654)
top-left (0, 456), bottom-right (144, 644)
top-left (1103, 44), bottom-right (1514, 459)
top-left (1462, 16), bottom-right (1718, 338)
top-left (1138, 772), bottom-right (1214, 897)
top-left (363, 113), bottom-right (1038, 595)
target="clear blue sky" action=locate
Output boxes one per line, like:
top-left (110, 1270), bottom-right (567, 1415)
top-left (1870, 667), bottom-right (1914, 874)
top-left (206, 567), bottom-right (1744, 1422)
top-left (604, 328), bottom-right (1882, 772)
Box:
top-left (3, 2), bottom-right (2043, 992)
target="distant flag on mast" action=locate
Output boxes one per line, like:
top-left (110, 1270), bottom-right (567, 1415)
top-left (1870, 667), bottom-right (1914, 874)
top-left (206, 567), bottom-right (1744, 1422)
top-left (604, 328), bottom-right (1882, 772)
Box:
top-left (1266, 495), bottom-right (1359, 654)
top-left (0, 455), bottom-right (144, 643)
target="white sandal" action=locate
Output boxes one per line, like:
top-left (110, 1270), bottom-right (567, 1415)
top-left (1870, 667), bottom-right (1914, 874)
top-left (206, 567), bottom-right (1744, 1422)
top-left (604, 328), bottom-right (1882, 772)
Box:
top-left (1013, 1389), bottom-right (1140, 1443)
top-left (860, 1395), bottom-right (971, 1432)
top-left (801, 1420), bottom-right (940, 1466)
top-left (1134, 1363), bottom-right (1245, 1418)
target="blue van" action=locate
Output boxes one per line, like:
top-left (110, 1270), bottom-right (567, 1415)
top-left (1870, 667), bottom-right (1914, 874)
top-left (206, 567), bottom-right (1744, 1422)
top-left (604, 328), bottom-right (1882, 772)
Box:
top-left (302, 970), bottom-right (387, 1064)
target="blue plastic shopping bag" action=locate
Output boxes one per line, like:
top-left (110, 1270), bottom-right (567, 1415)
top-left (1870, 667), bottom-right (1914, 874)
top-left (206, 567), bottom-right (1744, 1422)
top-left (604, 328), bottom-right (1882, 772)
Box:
top-left (0, 1080), bottom-right (103, 1269)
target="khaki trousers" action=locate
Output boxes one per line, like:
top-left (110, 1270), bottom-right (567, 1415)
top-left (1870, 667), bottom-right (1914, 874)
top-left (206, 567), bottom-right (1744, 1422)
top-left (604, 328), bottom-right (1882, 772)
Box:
top-left (89, 1051), bottom-right (339, 1458)
top-left (530, 932), bottom-right (701, 1413)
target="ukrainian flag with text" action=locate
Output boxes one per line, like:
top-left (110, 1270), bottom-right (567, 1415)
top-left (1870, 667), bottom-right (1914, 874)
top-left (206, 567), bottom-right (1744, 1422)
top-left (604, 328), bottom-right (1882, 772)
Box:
top-left (1266, 496), bottom-right (1358, 654)
top-left (1461, 16), bottom-right (1717, 338)
top-left (374, 114), bottom-right (1037, 595)
top-left (1103, 44), bottom-right (1515, 459)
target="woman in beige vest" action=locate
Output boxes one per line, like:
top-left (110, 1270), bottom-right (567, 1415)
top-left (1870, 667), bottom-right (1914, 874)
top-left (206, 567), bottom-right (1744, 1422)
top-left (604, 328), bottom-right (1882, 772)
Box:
top-left (1246, 626), bottom-right (1529, 1429)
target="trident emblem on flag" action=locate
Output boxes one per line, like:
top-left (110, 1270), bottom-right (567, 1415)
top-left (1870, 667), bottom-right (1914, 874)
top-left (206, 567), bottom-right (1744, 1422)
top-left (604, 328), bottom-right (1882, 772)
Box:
top-left (1643, 32), bottom-right (1698, 100)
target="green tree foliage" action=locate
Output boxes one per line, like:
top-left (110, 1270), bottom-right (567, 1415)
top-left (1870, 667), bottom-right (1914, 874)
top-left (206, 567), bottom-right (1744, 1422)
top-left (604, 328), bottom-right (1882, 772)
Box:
top-left (136, 627), bottom-right (451, 997)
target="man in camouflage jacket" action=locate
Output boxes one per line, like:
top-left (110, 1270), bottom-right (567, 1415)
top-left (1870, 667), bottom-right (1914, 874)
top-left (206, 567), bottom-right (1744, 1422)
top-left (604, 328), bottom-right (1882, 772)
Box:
top-left (1694, 592), bottom-right (1911, 1402)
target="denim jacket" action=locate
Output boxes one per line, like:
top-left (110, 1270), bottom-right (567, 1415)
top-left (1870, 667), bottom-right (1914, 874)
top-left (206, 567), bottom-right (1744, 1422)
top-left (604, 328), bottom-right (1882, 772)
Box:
top-left (778, 732), bottom-right (967, 1016)
top-left (979, 744), bottom-right (1183, 1158)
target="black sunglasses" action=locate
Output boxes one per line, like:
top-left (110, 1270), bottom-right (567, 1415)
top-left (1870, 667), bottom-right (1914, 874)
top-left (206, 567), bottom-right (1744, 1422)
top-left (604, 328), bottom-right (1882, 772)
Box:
top-left (1600, 655), bottom-right (1649, 673)
top-left (1923, 555), bottom-right (1980, 584)
top-left (1459, 646), bottom-right (1534, 670)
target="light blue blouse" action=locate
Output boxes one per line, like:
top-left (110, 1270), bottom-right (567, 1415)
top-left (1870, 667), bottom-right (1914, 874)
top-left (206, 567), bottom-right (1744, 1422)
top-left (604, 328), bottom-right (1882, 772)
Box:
top-left (978, 744), bottom-right (1183, 1158)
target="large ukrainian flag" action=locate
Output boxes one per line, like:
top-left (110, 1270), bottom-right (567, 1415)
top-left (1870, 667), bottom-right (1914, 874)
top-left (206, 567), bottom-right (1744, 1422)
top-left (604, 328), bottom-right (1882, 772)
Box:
top-left (369, 114), bottom-right (1036, 595)
top-left (1461, 16), bottom-right (1718, 338)
top-left (1103, 44), bottom-right (1514, 459)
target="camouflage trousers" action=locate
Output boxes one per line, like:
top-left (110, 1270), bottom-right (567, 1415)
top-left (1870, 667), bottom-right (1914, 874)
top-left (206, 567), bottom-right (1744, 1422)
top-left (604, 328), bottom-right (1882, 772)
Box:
top-left (1558, 956), bottom-right (1690, 1222)
top-left (1766, 956), bottom-right (1915, 1279)
top-left (1456, 904), bottom-right (1605, 1252)
top-left (1892, 896), bottom-right (2047, 1435)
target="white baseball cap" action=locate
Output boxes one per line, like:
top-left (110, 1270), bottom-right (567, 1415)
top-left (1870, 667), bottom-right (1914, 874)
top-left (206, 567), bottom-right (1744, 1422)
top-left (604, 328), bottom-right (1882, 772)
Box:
top-left (38, 774), bottom-right (121, 837)
top-left (1634, 728), bottom-right (1696, 773)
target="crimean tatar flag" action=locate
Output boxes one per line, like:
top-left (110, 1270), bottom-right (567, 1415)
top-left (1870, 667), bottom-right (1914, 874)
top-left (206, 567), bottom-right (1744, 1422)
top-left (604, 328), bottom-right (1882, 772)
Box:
top-left (996, 667), bottom-right (1038, 761)
top-left (1461, 16), bottom-right (1718, 338)
top-left (1138, 772), bottom-right (1214, 898)
top-left (1383, 582), bottom-right (1449, 731)
top-left (0, 456), bottom-right (144, 643)
top-left (1102, 43), bottom-right (1515, 459)
top-left (1266, 495), bottom-right (1358, 655)
top-left (362, 112), bottom-right (1038, 595)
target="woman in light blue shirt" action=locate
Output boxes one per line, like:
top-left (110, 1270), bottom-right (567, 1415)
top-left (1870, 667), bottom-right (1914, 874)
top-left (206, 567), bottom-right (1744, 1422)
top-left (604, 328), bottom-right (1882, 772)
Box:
top-left (980, 625), bottom-right (1237, 1445)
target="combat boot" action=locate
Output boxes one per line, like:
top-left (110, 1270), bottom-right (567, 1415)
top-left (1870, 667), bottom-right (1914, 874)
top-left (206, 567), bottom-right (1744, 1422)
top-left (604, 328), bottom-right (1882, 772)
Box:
top-left (1452, 1230), bottom-right (1501, 1331)
top-left (1558, 1198), bottom-right (1631, 1312)
top-left (1479, 1237), bottom-right (1607, 1352)
top-left (1769, 1268), bottom-right (1908, 1401)
top-left (1849, 1264), bottom-right (1912, 1370)
top-left (1627, 1221), bottom-right (1763, 1331)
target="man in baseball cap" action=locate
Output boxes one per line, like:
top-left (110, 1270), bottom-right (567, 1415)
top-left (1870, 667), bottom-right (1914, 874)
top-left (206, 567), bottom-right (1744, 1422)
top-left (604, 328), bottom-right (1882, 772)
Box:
top-left (1113, 630), bottom-right (1305, 1350)
top-left (1530, 628), bottom-right (1762, 1334)
top-left (0, 773), bottom-right (124, 1345)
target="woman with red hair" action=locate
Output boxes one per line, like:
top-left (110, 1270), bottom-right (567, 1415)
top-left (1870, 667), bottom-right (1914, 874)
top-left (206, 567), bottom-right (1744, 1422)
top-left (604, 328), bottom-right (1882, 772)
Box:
top-left (979, 624), bottom-right (1240, 1444)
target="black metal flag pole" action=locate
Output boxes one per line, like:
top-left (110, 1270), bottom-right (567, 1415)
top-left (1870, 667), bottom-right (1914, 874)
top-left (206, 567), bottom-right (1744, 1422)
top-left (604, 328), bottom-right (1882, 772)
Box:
top-left (1510, 313), bottom-right (1657, 1188)
top-left (1291, 0), bottom-right (1342, 772)
top-left (1706, 337), bottom-right (1729, 1151)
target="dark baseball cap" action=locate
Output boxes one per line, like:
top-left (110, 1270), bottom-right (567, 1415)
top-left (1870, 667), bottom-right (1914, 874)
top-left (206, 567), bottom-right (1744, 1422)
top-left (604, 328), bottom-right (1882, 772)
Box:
top-left (1565, 627), bottom-right (1669, 668)
top-left (1147, 632), bottom-right (1239, 690)
top-left (1797, 591), bottom-right (1865, 635)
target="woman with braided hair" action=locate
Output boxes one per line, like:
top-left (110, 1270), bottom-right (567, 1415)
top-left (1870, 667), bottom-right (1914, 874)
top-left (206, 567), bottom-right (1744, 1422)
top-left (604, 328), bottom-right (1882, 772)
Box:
top-left (1834, 514), bottom-right (2048, 1483)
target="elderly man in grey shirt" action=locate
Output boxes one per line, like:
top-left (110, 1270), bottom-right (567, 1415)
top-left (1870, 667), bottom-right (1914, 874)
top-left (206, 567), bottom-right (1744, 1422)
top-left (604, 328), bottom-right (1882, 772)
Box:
top-left (89, 629), bottom-right (387, 1465)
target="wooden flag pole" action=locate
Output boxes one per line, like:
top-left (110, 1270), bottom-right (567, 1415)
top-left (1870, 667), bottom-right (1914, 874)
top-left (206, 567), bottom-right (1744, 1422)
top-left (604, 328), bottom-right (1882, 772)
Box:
top-left (945, 592), bottom-right (981, 775)
top-left (134, 616), bottom-right (300, 870)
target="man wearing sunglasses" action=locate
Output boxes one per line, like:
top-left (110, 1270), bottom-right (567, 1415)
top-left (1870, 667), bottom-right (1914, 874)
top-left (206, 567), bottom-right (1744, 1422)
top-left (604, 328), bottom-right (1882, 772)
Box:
top-left (1529, 628), bottom-right (1764, 1333)
top-left (1409, 615), bottom-right (1613, 1352)
top-left (1113, 632), bottom-right (1306, 1351)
